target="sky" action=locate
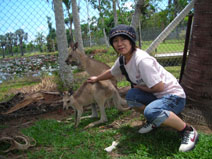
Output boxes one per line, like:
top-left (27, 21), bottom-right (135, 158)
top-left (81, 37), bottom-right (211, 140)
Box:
top-left (0, 0), bottom-right (167, 43)
top-left (0, 0), bottom-right (55, 42)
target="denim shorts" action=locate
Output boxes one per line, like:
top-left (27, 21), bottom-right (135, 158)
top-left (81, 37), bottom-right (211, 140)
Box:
top-left (126, 88), bottom-right (186, 127)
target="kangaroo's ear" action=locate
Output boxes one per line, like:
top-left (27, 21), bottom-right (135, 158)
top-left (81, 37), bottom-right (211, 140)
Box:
top-left (68, 88), bottom-right (74, 95)
top-left (74, 42), bottom-right (78, 50)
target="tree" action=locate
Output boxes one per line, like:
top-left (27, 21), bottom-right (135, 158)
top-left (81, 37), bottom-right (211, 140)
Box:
top-left (53, 0), bottom-right (73, 87)
top-left (85, 0), bottom-right (92, 46)
top-left (181, 0), bottom-right (212, 127)
top-left (89, 0), bottom-right (111, 47)
top-left (5, 32), bottom-right (15, 56)
top-left (166, 0), bottom-right (191, 38)
top-left (131, 0), bottom-right (145, 29)
top-left (15, 29), bottom-right (28, 56)
top-left (35, 32), bottom-right (45, 52)
top-left (97, 0), bottom-right (110, 47)
top-left (46, 16), bottom-right (56, 52)
top-left (0, 35), bottom-right (6, 58)
top-left (62, 0), bottom-right (74, 45)
top-left (113, 0), bottom-right (118, 26)
top-left (72, 0), bottom-right (84, 52)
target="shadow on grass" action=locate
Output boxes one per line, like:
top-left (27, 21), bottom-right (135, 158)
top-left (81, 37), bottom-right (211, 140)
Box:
top-left (116, 125), bottom-right (181, 158)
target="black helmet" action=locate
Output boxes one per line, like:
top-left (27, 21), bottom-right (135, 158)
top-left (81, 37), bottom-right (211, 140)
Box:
top-left (109, 24), bottom-right (136, 45)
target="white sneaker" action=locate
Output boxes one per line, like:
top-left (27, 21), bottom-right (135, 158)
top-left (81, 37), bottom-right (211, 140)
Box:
top-left (179, 126), bottom-right (199, 152)
top-left (138, 122), bottom-right (155, 134)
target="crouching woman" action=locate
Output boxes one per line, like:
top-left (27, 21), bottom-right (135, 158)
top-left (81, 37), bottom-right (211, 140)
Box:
top-left (87, 24), bottom-right (198, 152)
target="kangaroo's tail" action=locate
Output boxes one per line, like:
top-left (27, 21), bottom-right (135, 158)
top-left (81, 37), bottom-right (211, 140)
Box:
top-left (112, 89), bottom-right (129, 112)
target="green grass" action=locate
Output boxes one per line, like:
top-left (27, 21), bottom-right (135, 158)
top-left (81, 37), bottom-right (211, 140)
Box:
top-left (137, 39), bottom-right (185, 54)
top-left (0, 76), bottom-right (40, 102)
top-left (152, 41), bottom-right (184, 54)
top-left (165, 66), bottom-right (181, 79)
top-left (1, 108), bottom-right (211, 158)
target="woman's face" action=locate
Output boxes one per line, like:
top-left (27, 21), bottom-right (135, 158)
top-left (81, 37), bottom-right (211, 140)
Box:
top-left (112, 36), bottom-right (132, 56)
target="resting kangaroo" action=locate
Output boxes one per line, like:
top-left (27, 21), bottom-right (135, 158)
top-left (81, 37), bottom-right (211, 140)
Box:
top-left (63, 80), bottom-right (128, 129)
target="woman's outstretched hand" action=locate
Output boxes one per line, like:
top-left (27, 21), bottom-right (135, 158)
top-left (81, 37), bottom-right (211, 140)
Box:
top-left (87, 76), bottom-right (98, 83)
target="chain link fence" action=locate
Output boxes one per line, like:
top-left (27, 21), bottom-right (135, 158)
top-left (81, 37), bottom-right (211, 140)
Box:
top-left (0, 0), bottom-right (192, 81)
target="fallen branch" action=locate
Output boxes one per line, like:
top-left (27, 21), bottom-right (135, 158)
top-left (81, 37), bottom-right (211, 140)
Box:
top-left (2, 93), bottom-right (44, 114)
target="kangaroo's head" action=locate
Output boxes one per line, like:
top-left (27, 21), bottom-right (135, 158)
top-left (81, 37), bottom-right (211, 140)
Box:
top-left (62, 90), bottom-right (74, 110)
top-left (65, 42), bottom-right (81, 65)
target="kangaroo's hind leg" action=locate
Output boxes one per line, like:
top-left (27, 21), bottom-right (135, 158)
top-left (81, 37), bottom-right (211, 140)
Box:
top-left (74, 105), bottom-right (83, 127)
top-left (84, 99), bottom-right (108, 129)
top-left (91, 104), bottom-right (98, 118)
top-left (80, 104), bottom-right (98, 120)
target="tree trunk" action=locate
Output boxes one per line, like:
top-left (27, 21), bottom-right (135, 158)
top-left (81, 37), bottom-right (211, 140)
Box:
top-left (113, 0), bottom-right (118, 26)
top-left (117, 0), bottom-right (123, 20)
top-left (98, 0), bottom-right (109, 47)
top-left (53, 0), bottom-right (73, 88)
top-left (72, 0), bottom-right (84, 53)
top-left (181, 0), bottom-right (212, 127)
top-left (20, 40), bottom-right (24, 56)
top-left (68, 12), bottom-right (74, 45)
top-left (2, 47), bottom-right (5, 58)
top-left (86, 0), bottom-right (92, 47)
top-left (131, 0), bottom-right (144, 30)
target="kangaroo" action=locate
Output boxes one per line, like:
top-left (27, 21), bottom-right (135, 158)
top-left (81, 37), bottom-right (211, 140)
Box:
top-left (65, 42), bottom-right (117, 86)
top-left (63, 80), bottom-right (128, 129)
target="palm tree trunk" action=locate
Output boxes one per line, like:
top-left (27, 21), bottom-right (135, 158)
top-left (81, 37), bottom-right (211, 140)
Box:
top-left (113, 0), bottom-right (118, 26)
top-left (181, 0), bottom-right (212, 127)
top-left (20, 40), bottom-right (24, 56)
top-left (72, 0), bottom-right (84, 53)
top-left (86, 0), bottom-right (92, 47)
top-left (53, 0), bottom-right (73, 87)
top-left (131, 0), bottom-right (144, 29)
top-left (2, 47), bottom-right (5, 58)
top-left (68, 13), bottom-right (74, 45)
top-left (98, 0), bottom-right (109, 47)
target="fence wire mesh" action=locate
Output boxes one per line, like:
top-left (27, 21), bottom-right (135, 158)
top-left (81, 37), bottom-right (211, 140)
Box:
top-left (0, 0), bottom-right (192, 81)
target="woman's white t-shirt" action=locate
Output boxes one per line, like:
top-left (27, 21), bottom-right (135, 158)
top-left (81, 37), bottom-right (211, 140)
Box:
top-left (110, 48), bottom-right (186, 98)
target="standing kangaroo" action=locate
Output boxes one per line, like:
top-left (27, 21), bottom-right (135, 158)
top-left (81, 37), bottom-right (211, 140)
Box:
top-left (65, 42), bottom-right (117, 86)
top-left (63, 81), bottom-right (128, 129)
